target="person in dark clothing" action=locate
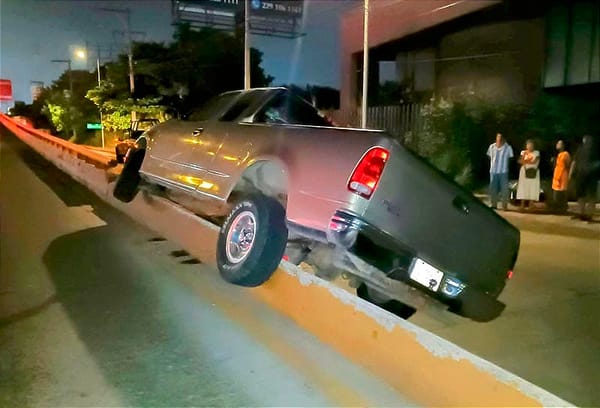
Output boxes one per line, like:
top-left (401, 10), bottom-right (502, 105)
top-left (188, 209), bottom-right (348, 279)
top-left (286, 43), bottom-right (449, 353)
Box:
top-left (570, 135), bottom-right (600, 221)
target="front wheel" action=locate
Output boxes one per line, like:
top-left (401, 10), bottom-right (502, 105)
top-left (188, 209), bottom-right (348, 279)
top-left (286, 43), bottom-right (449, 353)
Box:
top-left (217, 194), bottom-right (288, 287)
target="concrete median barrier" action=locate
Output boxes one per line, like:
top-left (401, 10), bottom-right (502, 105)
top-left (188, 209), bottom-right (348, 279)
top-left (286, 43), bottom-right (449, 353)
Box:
top-left (0, 114), bottom-right (572, 407)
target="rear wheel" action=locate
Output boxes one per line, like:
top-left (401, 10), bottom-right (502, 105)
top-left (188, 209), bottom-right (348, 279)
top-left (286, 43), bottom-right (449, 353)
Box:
top-left (217, 194), bottom-right (287, 287)
top-left (113, 148), bottom-right (144, 203)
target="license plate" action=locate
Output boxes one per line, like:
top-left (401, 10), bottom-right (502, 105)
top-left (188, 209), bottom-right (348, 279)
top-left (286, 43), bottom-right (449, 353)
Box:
top-left (409, 258), bottom-right (444, 292)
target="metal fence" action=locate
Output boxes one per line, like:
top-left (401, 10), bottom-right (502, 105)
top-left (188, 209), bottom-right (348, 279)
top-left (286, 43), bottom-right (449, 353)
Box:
top-left (331, 104), bottom-right (425, 142)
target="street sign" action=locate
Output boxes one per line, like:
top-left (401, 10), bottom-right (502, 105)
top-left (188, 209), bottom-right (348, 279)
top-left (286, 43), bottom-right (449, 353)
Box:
top-left (0, 79), bottom-right (13, 101)
top-left (86, 122), bottom-right (102, 130)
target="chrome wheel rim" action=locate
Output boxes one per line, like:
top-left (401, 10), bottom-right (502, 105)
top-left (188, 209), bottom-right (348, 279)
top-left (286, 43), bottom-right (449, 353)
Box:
top-left (225, 210), bottom-right (256, 264)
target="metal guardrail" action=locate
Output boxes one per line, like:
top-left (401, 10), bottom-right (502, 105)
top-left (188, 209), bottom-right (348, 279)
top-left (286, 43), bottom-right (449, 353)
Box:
top-left (0, 114), bottom-right (114, 169)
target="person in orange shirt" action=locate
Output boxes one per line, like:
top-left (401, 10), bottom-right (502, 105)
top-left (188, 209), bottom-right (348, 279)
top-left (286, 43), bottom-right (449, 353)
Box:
top-left (552, 140), bottom-right (571, 213)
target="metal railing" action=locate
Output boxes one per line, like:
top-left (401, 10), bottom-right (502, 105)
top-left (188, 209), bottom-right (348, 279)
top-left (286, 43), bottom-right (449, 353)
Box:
top-left (332, 104), bottom-right (424, 142)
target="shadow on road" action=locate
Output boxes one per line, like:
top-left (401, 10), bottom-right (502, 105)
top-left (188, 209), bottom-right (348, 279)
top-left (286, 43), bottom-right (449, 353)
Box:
top-left (42, 222), bottom-right (249, 406)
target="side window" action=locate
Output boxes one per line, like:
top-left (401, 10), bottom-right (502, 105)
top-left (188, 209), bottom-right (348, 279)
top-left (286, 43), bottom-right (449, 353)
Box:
top-left (188, 92), bottom-right (239, 121)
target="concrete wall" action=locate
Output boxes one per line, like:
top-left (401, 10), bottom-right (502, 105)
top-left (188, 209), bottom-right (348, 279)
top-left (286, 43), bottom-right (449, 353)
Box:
top-left (340, 0), bottom-right (499, 111)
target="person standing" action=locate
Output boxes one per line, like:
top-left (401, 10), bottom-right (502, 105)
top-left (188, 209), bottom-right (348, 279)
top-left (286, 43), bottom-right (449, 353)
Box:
top-left (570, 135), bottom-right (599, 221)
top-left (551, 140), bottom-right (571, 213)
top-left (516, 140), bottom-right (541, 211)
top-left (487, 133), bottom-right (514, 210)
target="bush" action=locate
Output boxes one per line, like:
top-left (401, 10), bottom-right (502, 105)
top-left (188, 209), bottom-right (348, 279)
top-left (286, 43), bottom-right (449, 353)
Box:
top-left (407, 95), bottom-right (532, 188)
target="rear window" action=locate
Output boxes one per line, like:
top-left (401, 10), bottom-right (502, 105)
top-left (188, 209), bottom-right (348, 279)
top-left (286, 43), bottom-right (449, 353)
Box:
top-left (255, 91), bottom-right (330, 127)
top-left (220, 89), bottom-right (268, 122)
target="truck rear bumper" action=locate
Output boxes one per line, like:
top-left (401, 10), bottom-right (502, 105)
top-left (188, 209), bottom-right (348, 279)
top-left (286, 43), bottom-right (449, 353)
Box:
top-left (327, 210), bottom-right (506, 322)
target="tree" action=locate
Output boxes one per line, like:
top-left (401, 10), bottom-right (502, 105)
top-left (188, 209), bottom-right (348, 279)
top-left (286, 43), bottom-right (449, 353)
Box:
top-left (87, 24), bottom-right (274, 130)
top-left (43, 70), bottom-right (100, 142)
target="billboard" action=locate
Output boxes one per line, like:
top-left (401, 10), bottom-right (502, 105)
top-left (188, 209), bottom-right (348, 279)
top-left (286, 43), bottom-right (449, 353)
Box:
top-left (0, 79), bottom-right (13, 101)
top-left (172, 0), bottom-right (304, 38)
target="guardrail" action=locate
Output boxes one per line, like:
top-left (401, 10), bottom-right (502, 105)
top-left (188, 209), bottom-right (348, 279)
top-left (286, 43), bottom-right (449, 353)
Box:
top-left (0, 113), bottom-right (572, 407)
top-left (0, 114), bottom-right (113, 169)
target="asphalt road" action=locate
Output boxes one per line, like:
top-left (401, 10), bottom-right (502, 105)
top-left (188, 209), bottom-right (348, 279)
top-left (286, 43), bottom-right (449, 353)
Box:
top-left (0, 129), bottom-right (413, 407)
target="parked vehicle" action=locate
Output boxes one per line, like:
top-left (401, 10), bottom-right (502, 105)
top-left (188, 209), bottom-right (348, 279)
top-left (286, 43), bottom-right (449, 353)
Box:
top-left (115, 118), bottom-right (160, 163)
top-left (113, 87), bottom-right (520, 322)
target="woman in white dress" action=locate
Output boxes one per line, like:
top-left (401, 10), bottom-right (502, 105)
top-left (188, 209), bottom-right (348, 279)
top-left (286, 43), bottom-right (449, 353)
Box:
top-left (516, 140), bottom-right (541, 211)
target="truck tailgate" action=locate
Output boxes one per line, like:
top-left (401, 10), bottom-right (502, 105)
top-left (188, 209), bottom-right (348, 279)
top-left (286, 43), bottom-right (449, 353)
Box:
top-left (362, 142), bottom-right (520, 293)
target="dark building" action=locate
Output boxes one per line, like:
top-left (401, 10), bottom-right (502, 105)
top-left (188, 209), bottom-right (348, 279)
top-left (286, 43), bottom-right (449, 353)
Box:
top-left (340, 0), bottom-right (600, 111)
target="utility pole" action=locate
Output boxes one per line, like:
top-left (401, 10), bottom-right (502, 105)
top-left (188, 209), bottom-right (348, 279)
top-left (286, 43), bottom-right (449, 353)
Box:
top-left (96, 44), bottom-right (105, 149)
top-left (361, 0), bottom-right (369, 129)
top-left (126, 9), bottom-right (134, 95)
top-left (98, 7), bottom-right (134, 94)
top-left (244, 0), bottom-right (251, 90)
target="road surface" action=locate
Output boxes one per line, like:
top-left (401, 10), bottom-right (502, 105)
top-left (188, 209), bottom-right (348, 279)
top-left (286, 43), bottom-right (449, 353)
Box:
top-left (0, 129), bottom-right (413, 407)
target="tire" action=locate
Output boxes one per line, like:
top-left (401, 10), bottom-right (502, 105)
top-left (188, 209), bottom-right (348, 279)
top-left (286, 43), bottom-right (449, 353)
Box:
top-left (113, 148), bottom-right (145, 203)
top-left (356, 283), bottom-right (417, 319)
top-left (217, 194), bottom-right (288, 287)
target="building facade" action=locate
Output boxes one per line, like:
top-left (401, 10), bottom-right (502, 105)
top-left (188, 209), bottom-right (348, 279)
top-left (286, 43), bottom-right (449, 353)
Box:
top-left (340, 0), bottom-right (600, 113)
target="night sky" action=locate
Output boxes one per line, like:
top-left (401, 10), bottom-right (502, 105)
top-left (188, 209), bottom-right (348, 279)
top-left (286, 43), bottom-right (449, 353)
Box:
top-left (0, 0), bottom-right (360, 103)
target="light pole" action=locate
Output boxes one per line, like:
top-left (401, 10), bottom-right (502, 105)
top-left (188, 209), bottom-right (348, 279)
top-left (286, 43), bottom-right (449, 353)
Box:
top-left (98, 7), bottom-right (134, 95)
top-left (244, 0), bottom-right (250, 90)
top-left (361, 0), bottom-right (369, 129)
top-left (74, 47), bottom-right (105, 148)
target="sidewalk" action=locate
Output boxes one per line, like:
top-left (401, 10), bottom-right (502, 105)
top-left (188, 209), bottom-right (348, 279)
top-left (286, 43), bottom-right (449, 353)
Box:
top-left (475, 194), bottom-right (600, 239)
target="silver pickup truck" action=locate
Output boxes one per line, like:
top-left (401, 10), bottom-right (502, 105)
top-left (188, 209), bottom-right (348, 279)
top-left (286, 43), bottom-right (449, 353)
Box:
top-left (113, 87), bottom-right (520, 321)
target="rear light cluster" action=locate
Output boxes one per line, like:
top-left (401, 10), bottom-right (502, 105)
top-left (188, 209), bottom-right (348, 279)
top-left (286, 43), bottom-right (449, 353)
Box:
top-left (348, 147), bottom-right (389, 199)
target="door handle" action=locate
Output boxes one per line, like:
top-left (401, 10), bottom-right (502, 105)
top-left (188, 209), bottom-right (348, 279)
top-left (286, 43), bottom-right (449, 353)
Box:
top-left (192, 127), bottom-right (204, 136)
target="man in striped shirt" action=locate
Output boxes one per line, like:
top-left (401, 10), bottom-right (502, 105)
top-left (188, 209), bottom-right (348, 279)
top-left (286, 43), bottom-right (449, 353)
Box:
top-left (487, 133), bottom-right (514, 210)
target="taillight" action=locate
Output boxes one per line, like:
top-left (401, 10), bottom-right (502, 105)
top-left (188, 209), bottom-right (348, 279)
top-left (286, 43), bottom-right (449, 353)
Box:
top-left (507, 270), bottom-right (514, 280)
top-left (348, 147), bottom-right (389, 199)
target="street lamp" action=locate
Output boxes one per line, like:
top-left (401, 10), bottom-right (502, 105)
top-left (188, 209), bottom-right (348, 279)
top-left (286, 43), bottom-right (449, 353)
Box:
top-left (74, 48), bottom-right (86, 60)
top-left (74, 47), bottom-right (106, 148)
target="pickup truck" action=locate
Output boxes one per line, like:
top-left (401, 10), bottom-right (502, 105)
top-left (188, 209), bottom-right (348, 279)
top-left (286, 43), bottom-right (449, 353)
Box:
top-left (113, 87), bottom-right (520, 321)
